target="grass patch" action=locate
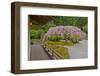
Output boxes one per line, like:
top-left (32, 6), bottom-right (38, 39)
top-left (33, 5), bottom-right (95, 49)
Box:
top-left (45, 40), bottom-right (74, 46)
top-left (54, 46), bottom-right (69, 59)
top-left (44, 41), bottom-right (70, 59)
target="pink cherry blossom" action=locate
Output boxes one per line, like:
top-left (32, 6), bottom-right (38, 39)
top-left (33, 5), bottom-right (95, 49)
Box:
top-left (43, 26), bottom-right (86, 41)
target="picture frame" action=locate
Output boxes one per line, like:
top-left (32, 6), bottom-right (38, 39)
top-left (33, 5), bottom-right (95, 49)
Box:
top-left (11, 2), bottom-right (98, 74)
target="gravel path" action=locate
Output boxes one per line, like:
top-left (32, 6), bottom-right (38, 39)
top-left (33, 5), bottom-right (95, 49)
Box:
top-left (68, 40), bottom-right (88, 59)
top-left (29, 45), bottom-right (50, 60)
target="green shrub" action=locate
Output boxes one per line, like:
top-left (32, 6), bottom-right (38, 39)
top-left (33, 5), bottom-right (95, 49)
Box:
top-left (48, 35), bottom-right (64, 41)
top-left (30, 29), bottom-right (43, 39)
top-left (82, 25), bottom-right (88, 34)
top-left (30, 39), bottom-right (34, 45)
top-left (71, 35), bottom-right (80, 43)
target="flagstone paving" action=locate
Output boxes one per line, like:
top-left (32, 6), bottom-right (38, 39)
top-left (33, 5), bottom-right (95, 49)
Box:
top-left (30, 45), bottom-right (50, 60)
top-left (68, 40), bottom-right (88, 59)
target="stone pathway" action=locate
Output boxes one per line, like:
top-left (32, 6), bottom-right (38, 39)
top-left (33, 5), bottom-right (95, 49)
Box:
top-left (29, 40), bottom-right (88, 60)
top-left (29, 45), bottom-right (51, 60)
top-left (68, 40), bottom-right (88, 59)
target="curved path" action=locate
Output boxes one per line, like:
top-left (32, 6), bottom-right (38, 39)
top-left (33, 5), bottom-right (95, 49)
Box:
top-left (68, 40), bottom-right (88, 59)
top-left (29, 45), bottom-right (50, 60)
top-left (29, 40), bottom-right (88, 60)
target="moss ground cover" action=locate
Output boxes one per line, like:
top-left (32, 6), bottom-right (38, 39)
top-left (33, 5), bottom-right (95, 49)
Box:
top-left (54, 47), bottom-right (69, 59)
top-left (45, 44), bottom-right (69, 59)
top-left (44, 40), bottom-right (74, 59)
top-left (45, 40), bottom-right (74, 46)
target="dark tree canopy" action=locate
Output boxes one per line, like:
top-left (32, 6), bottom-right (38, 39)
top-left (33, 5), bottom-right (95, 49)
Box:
top-left (29, 15), bottom-right (88, 39)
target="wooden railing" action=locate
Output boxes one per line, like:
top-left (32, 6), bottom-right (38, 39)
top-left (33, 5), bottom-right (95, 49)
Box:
top-left (43, 45), bottom-right (66, 59)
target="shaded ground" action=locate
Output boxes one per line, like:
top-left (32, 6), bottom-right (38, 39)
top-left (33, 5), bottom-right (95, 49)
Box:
top-left (68, 40), bottom-right (88, 59)
top-left (29, 45), bottom-right (51, 60)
